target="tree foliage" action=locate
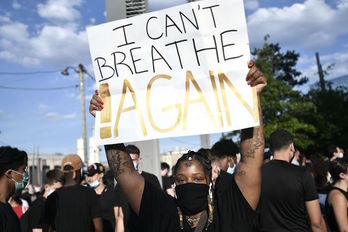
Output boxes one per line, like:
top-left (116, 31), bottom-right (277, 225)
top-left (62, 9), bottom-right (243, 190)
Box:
top-left (251, 36), bottom-right (316, 150)
top-left (222, 36), bottom-right (347, 153)
top-left (305, 84), bottom-right (348, 153)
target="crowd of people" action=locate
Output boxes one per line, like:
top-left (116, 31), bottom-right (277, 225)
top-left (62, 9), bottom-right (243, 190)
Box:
top-left (0, 61), bottom-right (347, 231)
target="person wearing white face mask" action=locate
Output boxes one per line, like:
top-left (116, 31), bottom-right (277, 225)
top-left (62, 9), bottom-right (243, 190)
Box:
top-left (87, 163), bottom-right (105, 194)
top-left (87, 163), bottom-right (122, 232)
top-left (20, 169), bottom-right (64, 232)
top-left (211, 139), bottom-right (239, 175)
top-left (328, 145), bottom-right (344, 162)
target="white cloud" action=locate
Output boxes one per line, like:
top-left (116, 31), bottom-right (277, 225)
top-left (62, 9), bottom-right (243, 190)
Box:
top-left (89, 18), bottom-right (96, 24)
top-left (0, 20), bottom-right (89, 67)
top-left (37, 0), bottom-right (82, 24)
top-left (247, 0), bottom-right (348, 50)
top-left (245, 0), bottom-right (259, 10)
top-left (299, 51), bottom-right (348, 84)
top-left (0, 16), bottom-right (10, 23)
top-left (338, 0), bottom-right (348, 9)
top-left (45, 112), bottom-right (76, 120)
top-left (12, 2), bottom-right (21, 10)
top-left (38, 104), bottom-right (48, 110)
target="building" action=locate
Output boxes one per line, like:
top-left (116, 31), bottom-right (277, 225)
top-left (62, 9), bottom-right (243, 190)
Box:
top-left (126, 0), bottom-right (148, 18)
top-left (77, 137), bottom-right (100, 164)
top-left (28, 153), bottom-right (65, 186)
top-left (161, 147), bottom-right (190, 173)
top-left (106, 0), bottom-right (148, 21)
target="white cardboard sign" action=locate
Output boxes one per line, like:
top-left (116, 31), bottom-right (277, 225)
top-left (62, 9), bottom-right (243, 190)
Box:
top-left (87, 0), bottom-right (259, 145)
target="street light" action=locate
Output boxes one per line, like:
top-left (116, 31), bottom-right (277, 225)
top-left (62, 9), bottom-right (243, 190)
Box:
top-left (61, 64), bottom-right (88, 163)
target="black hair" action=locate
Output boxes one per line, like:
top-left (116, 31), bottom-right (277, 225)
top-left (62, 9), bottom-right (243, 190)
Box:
top-left (326, 144), bottom-right (337, 159)
top-left (44, 169), bottom-right (65, 185)
top-left (103, 170), bottom-right (115, 188)
top-left (173, 150), bottom-right (212, 182)
top-left (269, 129), bottom-right (293, 153)
top-left (161, 162), bottom-right (170, 171)
top-left (329, 158), bottom-right (348, 183)
top-left (0, 146), bottom-right (28, 176)
top-left (211, 139), bottom-right (239, 159)
top-left (310, 153), bottom-right (329, 191)
top-left (125, 145), bottom-right (140, 155)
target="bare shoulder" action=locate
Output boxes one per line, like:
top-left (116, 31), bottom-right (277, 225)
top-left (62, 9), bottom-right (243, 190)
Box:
top-left (328, 189), bottom-right (347, 205)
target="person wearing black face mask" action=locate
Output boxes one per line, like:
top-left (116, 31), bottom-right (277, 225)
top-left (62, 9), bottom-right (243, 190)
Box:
top-left (89, 61), bottom-right (267, 231)
top-left (0, 146), bottom-right (28, 232)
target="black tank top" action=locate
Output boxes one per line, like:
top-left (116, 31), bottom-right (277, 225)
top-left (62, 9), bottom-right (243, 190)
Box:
top-left (325, 187), bottom-right (348, 232)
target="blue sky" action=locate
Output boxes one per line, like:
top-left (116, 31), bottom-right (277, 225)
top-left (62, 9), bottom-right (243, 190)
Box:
top-left (0, 0), bottom-right (347, 156)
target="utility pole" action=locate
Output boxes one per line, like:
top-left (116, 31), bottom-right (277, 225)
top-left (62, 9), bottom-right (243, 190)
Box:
top-left (315, 52), bottom-right (325, 92)
top-left (78, 64), bottom-right (88, 163)
top-left (61, 64), bottom-right (88, 163)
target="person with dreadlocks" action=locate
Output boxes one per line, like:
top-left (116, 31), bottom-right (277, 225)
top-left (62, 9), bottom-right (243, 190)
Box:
top-left (89, 61), bottom-right (266, 231)
top-left (0, 146), bottom-right (28, 232)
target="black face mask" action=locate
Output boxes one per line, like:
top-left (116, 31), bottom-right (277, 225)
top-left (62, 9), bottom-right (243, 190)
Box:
top-left (175, 183), bottom-right (209, 216)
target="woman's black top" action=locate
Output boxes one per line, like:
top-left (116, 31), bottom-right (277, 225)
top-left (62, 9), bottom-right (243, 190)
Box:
top-left (137, 171), bottom-right (256, 231)
top-left (325, 187), bottom-right (348, 232)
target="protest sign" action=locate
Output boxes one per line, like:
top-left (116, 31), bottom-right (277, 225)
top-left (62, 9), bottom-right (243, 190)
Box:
top-left (87, 0), bottom-right (258, 145)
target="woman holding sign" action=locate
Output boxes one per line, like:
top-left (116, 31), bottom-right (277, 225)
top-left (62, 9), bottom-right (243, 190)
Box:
top-left (89, 61), bottom-right (266, 231)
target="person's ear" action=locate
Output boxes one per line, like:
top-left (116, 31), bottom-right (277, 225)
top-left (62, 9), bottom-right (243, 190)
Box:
top-left (339, 172), bottom-right (346, 179)
top-left (4, 169), bottom-right (13, 178)
top-left (44, 184), bottom-right (50, 191)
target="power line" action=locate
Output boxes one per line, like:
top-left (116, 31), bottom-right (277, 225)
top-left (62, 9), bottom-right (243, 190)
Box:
top-left (0, 70), bottom-right (61, 75)
top-left (85, 70), bottom-right (96, 81)
top-left (0, 84), bottom-right (79, 91)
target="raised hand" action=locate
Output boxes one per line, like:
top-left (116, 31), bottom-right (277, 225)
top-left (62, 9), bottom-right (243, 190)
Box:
top-left (89, 90), bottom-right (104, 117)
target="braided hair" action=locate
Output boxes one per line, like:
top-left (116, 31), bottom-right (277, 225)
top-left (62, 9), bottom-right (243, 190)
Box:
top-left (173, 150), bottom-right (212, 182)
top-left (0, 146), bottom-right (28, 176)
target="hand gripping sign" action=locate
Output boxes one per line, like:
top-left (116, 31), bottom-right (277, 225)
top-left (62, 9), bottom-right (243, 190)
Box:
top-left (87, 0), bottom-right (258, 145)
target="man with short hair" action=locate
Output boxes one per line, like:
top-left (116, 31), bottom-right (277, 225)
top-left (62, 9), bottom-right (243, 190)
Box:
top-left (160, 162), bottom-right (174, 195)
top-left (125, 144), bottom-right (161, 189)
top-left (0, 146), bottom-right (28, 232)
top-left (327, 145), bottom-right (344, 161)
top-left (21, 169), bottom-right (64, 232)
top-left (211, 139), bottom-right (239, 174)
top-left (258, 129), bottom-right (327, 232)
top-left (44, 155), bottom-right (103, 232)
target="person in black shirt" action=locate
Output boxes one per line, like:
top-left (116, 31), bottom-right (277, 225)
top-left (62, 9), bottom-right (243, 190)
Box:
top-left (258, 129), bottom-right (326, 231)
top-left (44, 154), bottom-right (103, 232)
top-left (161, 162), bottom-right (175, 195)
top-left (21, 169), bottom-right (64, 232)
top-left (87, 163), bottom-right (119, 232)
top-left (325, 158), bottom-right (348, 231)
top-left (211, 139), bottom-right (239, 175)
top-left (0, 146), bottom-right (28, 232)
top-left (125, 144), bottom-right (161, 189)
top-left (89, 60), bottom-right (266, 231)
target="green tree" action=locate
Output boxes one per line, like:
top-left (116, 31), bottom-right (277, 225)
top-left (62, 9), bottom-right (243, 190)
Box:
top-left (252, 36), bottom-right (316, 150)
top-left (222, 36), bottom-right (347, 152)
top-left (306, 83), bottom-right (348, 153)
